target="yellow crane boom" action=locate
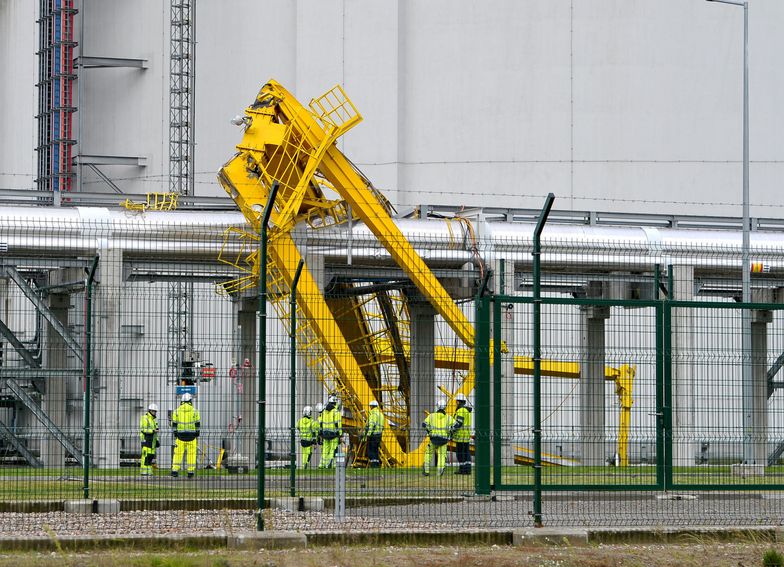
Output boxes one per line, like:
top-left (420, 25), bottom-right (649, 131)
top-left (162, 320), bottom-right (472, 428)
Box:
top-left (218, 79), bottom-right (636, 467)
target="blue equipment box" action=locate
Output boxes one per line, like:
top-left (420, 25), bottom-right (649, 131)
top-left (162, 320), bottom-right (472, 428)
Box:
top-left (175, 386), bottom-right (197, 396)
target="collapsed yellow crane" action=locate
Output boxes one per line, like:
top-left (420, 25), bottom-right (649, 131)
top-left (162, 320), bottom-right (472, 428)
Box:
top-left (217, 79), bottom-right (636, 467)
top-left (376, 339), bottom-right (636, 466)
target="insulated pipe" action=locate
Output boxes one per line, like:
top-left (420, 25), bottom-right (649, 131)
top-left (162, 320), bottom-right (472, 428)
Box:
top-left (2, 206), bottom-right (784, 274)
top-left (0, 207), bottom-right (249, 259)
top-left (312, 222), bottom-right (784, 274)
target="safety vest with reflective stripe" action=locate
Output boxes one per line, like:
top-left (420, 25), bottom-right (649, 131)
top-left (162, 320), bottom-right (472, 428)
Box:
top-left (425, 410), bottom-right (453, 442)
top-left (172, 402), bottom-right (200, 441)
top-left (366, 407), bottom-right (384, 436)
top-left (139, 412), bottom-right (158, 440)
top-left (453, 406), bottom-right (472, 442)
top-left (319, 407), bottom-right (342, 437)
top-left (297, 416), bottom-right (317, 441)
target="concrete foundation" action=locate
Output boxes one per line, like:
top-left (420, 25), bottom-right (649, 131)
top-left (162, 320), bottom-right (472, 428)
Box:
top-left (64, 499), bottom-right (93, 514)
top-left (227, 531), bottom-right (307, 550)
top-left (95, 499), bottom-right (121, 513)
top-left (271, 496), bottom-right (325, 512)
top-left (732, 463), bottom-right (765, 478)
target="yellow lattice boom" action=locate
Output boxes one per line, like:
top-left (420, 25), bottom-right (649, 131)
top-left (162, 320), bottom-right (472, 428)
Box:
top-left (217, 79), bottom-right (636, 468)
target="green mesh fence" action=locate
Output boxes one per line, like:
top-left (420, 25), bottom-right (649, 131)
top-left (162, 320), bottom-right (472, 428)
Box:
top-left (1, 213), bottom-right (784, 533)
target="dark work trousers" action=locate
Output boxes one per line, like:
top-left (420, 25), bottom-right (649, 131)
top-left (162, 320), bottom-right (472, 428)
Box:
top-left (367, 434), bottom-right (382, 468)
top-left (456, 441), bottom-right (472, 474)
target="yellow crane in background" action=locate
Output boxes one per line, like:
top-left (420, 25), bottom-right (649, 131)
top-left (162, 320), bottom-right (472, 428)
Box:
top-left (217, 79), bottom-right (636, 467)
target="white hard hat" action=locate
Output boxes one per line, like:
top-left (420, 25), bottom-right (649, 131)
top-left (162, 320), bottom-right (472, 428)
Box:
top-left (436, 399), bottom-right (447, 410)
top-left (369, 400), bottom-right (379, 407)
top-left (455, 393), bottom-right (467, 403)
top-left (181, 393), bottom-right (193, 403)
top-left (315, 403), bottom-right (323, 412)
top-left (303, 405), bottom-right (312, 416)
top-left (148, 403), bottom-right (159, 412)
top-left (328, 394), bottom-right (338, 404)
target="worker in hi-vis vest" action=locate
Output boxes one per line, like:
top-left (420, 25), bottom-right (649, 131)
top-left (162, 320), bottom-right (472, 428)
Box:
top-left (171, 393), bottom-right (200, 478)
top-left (139, 403), bottom-right (159, 476)
top-left (451, 393), bottom-right (473, 474)
top-left (362, 399), bottom-right (385, 468)
top-left (318, 395), bottom-right (342, 468)
top-left (297, 405), bottom-right (318, 468)
top-left (423, 399), bottom-right (454, 476)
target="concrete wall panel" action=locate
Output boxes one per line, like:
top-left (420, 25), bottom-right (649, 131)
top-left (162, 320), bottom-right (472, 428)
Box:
top-left (0, 0), bottom-right (36, 191)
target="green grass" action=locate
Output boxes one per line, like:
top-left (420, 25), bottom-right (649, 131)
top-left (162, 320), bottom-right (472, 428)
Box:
top-left (506, 465), bottom-right (784, 487)
top-left (2, 464), bottom-right (784, 501)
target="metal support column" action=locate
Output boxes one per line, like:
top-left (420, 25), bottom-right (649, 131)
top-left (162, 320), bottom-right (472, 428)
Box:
top-left (579, 284), bottom-right (609, 467)
top-left (750, 291), bottom-right (772, 466)
top-left (43, 290), bottom-right (68, 467)
top-left (670, 265), bottom-right (695, 467)
top-left (409, 299), bottom-right (436, 452)
top-left (93, 247), bottom-right (121, 468)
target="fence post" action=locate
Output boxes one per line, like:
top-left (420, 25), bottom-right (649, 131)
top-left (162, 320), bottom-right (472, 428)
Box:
top-left (475, 291), bottom-right (491, 495)
top-left (335, 433), bottom-right (347, 521)
top-left (83, 255), bottom-right (99, 500)
top-left (532, 193), bottom-right (555, 528)
top-left (663, 265), bottom-right (674, 491)
top-left (257, 182), bottom-right (279, 531)
top-left (289, 258), bottom-right (305, 497)
top-left (492, 296), bottom-right (503, 490)
top-left (654, 265), bottom-right (666, 490)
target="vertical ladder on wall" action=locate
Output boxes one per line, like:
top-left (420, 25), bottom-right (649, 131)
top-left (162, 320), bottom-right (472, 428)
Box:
top-left (169, 0), bottom-right (194, 197)
top-left (36, 0), bottom-right (77, 200)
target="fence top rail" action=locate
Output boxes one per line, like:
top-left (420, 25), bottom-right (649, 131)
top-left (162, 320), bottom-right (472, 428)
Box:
top-left (496, 294), bottom-right (784, 311)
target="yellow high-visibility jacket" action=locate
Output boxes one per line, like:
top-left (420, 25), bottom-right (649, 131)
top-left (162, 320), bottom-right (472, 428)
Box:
top-left (424, 410), bottom-right (454, 445)
top-left (172, 402), bottom-right (200, 441)
top-left (365, 407), bottom-right (385, 437)
top-left (319, 407), bottom-right (342, 440)
top-left (453, 406), bottom-right (472, 442)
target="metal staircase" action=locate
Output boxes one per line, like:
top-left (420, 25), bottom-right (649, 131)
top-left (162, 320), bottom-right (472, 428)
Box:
top-left (2, 268), bottom-right (82, 363)
top-left (2, 378), bottom-right (82, 466)
top-left (0, 416), bottom-right (43, 468)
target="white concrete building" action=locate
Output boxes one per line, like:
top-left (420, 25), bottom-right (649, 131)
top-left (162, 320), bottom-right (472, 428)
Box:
top-left (2, 0), bottom-right (783, 216)
top-left (1, 1), bottom-right (783, 471)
